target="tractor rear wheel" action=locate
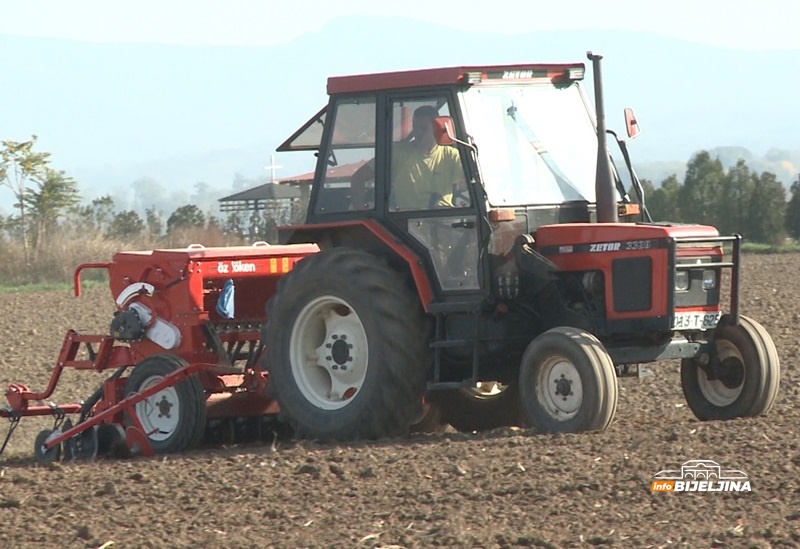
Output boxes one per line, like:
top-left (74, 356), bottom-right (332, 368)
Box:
top-left (264, 248), bottom-right (430, 440)
top-left (519, 327), bottom-right (618, 433)
top-left (123, 354), bottom-right (206, 454)
top-left (430, 382), bottom-right (524, 432)
top-left (681, 315), bottom-right (780, 420)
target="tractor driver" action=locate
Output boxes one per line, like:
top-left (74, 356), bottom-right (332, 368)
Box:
top-left (351, 105), bottom-right (468, 210)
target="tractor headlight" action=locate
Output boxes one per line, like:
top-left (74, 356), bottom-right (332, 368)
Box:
top-left (702, 269), bottom-right (717, 290)
top-left (675, 270), bottom-right (689, 291)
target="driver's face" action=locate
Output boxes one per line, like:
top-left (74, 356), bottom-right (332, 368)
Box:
top-left (412, 115), bottom-right (435, 147)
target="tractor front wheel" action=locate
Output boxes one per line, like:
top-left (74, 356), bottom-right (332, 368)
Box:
top-left (681, 315), bottom-right (780, 420)
top-left (519, 327), bottom-right (618, 434)
top-left (264, 248), bottom-right (430, 441)
top-left (123, 354), bottom-right (206, 454)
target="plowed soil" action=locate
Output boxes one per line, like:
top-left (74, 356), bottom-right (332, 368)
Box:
top-left (1, 254), bottom-right (799, 548)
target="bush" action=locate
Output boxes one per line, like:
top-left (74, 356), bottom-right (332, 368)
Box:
top-left (0, 225), bottom-right (248, 287)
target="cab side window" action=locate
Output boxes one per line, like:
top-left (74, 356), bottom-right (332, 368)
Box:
top-left (315, 97), bottom-right (376, 213)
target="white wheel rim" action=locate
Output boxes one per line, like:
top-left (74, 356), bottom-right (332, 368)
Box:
top-left (290, 295), bottom-right (368, 410)
top-left (133, 375), bottom-right (180, 442)
top-left (697, 339), bottom-right (745, 407)
top-left (536, 356), bottom-right (583, 421)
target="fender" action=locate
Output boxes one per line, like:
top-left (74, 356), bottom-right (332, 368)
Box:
top-left (279, 219), bottom-right (435, 310)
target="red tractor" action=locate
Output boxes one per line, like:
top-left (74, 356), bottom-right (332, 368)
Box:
top-left (0, 53), bottom-right (779, 461)
top-left (263, 52), bottom-right (779, 439)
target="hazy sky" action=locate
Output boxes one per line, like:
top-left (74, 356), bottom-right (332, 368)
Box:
top-left (2, 0), bottom-right (799, 212)
top-left (1, 0), bottom-right (798, 50)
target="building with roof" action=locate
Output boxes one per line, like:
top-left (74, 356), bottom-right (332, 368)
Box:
top-left (219, 181), bottom-right (301, 217)
top-left (218, 160), bottom-right (365, 231)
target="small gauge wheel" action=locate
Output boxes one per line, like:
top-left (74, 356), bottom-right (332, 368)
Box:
top-left (34, 429), bottom-right (62, 464)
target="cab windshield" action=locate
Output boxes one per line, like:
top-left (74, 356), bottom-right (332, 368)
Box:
top-left (460, 82), bottom-right (599, 207)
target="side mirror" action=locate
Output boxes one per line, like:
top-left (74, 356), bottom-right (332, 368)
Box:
top-left (624, 108), bottom-right (641, 139)
top-left (433, 116), bottom-right (456, 145)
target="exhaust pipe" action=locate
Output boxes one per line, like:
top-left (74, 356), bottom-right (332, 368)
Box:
top-left (587, 52), bottom-right (618, 223)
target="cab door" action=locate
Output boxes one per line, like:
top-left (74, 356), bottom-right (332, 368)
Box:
top-left (384, 94), bottom-right (481, 293)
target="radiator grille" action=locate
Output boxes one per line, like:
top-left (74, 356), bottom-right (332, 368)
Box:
top-left (612, 257), bottom-right (652, 312)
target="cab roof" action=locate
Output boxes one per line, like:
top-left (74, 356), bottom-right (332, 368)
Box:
top-left (278, 62), bottom-right (586, 152)
top-left (327, 63), bottom-right (585, 95)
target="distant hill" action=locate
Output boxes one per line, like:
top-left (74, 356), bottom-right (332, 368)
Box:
top-left (1, 17), bottom-right (800, 215)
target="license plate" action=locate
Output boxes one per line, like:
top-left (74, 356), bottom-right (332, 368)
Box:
top-left (672, 311), bottom-right (720, 331)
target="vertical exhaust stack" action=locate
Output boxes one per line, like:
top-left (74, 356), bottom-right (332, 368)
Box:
top-left (587, 52), bottom-right (618, 223)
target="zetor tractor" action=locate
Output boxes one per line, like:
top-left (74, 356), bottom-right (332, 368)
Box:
top-left (266, 52), bottom-right (779, 439)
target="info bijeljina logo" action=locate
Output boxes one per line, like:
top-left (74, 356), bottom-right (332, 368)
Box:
top-left (651, 460), bottom-right (751, 493)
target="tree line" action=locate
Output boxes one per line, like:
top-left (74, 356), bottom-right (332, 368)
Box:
top-left (640, 150), bottom-right (799, 246)
top-left (3, 137), bottom-right (800, 284)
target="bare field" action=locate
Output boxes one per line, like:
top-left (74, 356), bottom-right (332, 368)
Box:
top-left (0, 254), bottom-right (798, 548)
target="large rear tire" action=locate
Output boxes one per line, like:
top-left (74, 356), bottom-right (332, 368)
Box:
top-left (681, 315), bottom-right (780, 420)
top-left (264, 248), bottom-right (430, 441)
top-left (430, 382), bottom-right (524, 432)
top-left (519, 327), bottom-right (618, 434)
top-left (123, 354), bottom-right (206, 454)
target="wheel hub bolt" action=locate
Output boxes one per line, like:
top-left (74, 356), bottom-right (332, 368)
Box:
top-left (554, 378), bottom-right (572, 399)
top-left (157, 396), bottom-right (173, 418)
top-left (331, 339), bottom-right (350, 365)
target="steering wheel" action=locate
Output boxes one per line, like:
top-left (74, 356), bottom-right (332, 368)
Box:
top-left (451, 187), bottom-right (470, 208)
top-left (432, 186), bottom-right (471, 209)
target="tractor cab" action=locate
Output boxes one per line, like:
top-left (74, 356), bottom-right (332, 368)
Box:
top-left (277, 61), bottom-right (639, 303)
